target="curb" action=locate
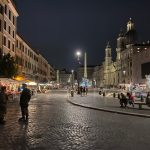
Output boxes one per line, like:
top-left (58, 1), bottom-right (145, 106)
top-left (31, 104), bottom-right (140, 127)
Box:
top-left (67, 99), bottom-right (150, 118)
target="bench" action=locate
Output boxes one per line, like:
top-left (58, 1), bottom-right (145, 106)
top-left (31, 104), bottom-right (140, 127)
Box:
top-left (134, 102), bottom-right (147, 109)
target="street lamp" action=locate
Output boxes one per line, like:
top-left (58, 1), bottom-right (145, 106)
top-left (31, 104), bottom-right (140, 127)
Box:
top-left (123, 70), bottom-right (126, 90)
top-left (71, 70), bottom-right (74, 89)
top-left (76, 51), bottom-right (81, 61)
top-left (75, 50), bottom-right (82, 94)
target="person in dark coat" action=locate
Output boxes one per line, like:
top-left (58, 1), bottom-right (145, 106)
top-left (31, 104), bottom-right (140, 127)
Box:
top-left (119, 93), bottom-right (127, 108)
top-left (0, 86), bottom-right (8, 124)
top-left (19, 84), bottom-right (31, 121)
top-left (146, 92), bottom-right (150, 106)
top-left (80, 86), bottom-right (83, 96)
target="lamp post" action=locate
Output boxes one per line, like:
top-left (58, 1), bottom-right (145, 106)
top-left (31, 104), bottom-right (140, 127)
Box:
top-left (75, 50), bottom-right (82, 94)
top-left (71, 70), bottom-right (74, 89)
top-left (76, 51), bottom-right (81, 61)
top-left (76, 50), bottom-right (82, 86)
top-left (123, 70), bottom-right (126, 90)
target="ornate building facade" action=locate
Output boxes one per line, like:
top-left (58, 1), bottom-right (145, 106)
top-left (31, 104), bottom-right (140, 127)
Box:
top-left (102, 18), bottom-right (150, 88)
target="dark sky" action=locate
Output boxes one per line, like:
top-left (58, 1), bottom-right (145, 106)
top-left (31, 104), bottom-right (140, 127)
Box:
top-left (15, 0), bottom-right (150, 70)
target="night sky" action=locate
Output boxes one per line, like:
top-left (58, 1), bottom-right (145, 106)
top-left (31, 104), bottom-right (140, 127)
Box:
top-left (15, 0), bottom-right (150, 70)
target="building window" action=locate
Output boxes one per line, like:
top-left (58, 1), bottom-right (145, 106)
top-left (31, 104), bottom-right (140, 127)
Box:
top-left (16, 40), bottom-right (18, 48)
top-left (13, 16), bottom-right (15, 25)
top-left (8, 40), bottom-right (11, 49)
top-left (4, 21), bottom-right (6, 30)
top-left (28, 50), bottom-right (30, 56)
top-left (0, 4), bottom-right (3, 14)
top-left (0, 20), bottom-right (1, 32)
top-left (12, 43), bottom-right (15, 52)
top-left (8, 26), bottom-right (11, 34)
top-left (3, 36), bottom-right (6, 46)
top-left (9, 10), bottom-right (11, 20)
top-left (13, 31), bottom-right (15, 38)
top-left (19, 42), bottom-right (21, 49)
top-left (4, 5), bottom-right (7, 14)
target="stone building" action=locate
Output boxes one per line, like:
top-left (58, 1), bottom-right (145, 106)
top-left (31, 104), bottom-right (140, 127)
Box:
top-left (102, 18), bottom-right (150, 89)
top-left (0, 1), bottom-right (55, 83)
top-left (132, 43), bottom-right (150, 85)
top-left (0, 0), bottom-right (18, 57)
top-left (16, 34), bottom-right (55, 83)
top-left (59, 69), bottom-right (72, 87)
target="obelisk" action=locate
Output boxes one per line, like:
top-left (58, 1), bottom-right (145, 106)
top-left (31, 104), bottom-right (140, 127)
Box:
top-left (84, 52), bottom-right (87, 79)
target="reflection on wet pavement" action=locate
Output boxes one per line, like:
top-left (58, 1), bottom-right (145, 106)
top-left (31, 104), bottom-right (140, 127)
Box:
top-left (0, 91), bottom-right (150, 150)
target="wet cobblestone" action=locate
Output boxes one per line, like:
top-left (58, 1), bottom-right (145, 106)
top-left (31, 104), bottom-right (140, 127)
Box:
top-left (0, 91), bottom-right (150, 150)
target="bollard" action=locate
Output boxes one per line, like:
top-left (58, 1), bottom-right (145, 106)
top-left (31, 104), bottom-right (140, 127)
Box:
top-left (71, 90), bottom-right (74, 97)
top-left (99, 91), bottom-right (102, 95)
top-left (113, 93), bottom-right (116, 98)
top-left (118, 93), bottom-right (120, 99)
top-left (103, 92), bottom-right (105, 96)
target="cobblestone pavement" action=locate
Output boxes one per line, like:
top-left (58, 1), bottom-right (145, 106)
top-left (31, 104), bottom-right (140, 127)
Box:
top-left (0, 90), bottom-right (150, 150)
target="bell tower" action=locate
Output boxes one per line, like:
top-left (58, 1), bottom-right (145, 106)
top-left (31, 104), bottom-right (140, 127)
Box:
top-left (127, 18), bottom-right (134, 31)
top-left (105, 42), bottom-right (112, 66)
top-left (126, 18), bottom-right (137, 45)
top-left (116, 29), bottom-right (126, 60)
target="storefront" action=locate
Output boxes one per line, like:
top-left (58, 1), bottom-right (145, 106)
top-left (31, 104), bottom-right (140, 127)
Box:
top-left (0, 78), bottom-right (21, 100)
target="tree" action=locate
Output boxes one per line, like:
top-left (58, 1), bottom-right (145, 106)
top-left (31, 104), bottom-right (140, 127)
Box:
top-left (0, 53), bottom-right (18, 78)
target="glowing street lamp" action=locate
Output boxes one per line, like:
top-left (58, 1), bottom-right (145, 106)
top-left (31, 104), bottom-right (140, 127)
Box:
top-left (76, 51), bottom-right (81, 61)
top-left (71, 70), bottom-right (74, 88)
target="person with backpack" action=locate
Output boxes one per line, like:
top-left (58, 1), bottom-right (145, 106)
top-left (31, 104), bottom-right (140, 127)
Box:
top-left (19, 84), bottom-right (31, 122)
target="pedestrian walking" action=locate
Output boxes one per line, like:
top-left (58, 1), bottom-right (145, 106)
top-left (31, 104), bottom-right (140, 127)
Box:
top-left (85, 86), bottom-right (88, 96)
top-left (0, 86), bottom-right (8, 124)
top-left (19, 84), bottom-right (31, 122)
top-left (80, 86), bottom-right (83, 96)
top-left (83, 87), bottom-right (86, 96)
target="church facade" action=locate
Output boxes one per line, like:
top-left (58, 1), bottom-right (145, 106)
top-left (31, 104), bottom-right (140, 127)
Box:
top-left (102, 18), bottom-right (150, 89)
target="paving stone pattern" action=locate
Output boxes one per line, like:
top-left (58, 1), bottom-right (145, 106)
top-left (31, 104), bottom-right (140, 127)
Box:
top-left (0, 91), bottom-right (150, 150)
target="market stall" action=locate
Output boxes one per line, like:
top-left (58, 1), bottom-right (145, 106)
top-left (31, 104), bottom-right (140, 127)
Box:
top-left (0, 78), bottom-right (21, 101)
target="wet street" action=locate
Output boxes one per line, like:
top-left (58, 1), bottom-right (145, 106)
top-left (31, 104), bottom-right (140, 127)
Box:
top-left (0, 90), bottom-right (150, 150)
